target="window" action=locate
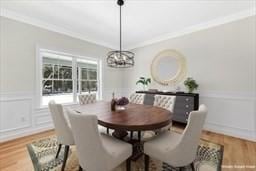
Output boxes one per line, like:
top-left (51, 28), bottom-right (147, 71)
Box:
top-left (77, 59), bottom-right (98, 94)
top-left (38, 50), bottom-right (101, 107)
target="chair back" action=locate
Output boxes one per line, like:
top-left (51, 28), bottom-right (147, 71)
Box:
top-left (67, 110), bottom-right (108, 171)
top-left (129, 93), bottom-right (145, 104)
top-left (48, 100), bottom-right (74, 145)
top-left (176, 104), bottom-right (207, 164)
top-left (78, 93), bottom-right (96, 105)
top-left (153, 95), bottom-right (176, 112)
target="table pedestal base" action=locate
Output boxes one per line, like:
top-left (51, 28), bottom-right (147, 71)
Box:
top-left (112, 130), bottom-right (128, 139)
top-left (111, 130), bottom-right (144, 161)
top-left (129, 140), bottom-right (144, 161)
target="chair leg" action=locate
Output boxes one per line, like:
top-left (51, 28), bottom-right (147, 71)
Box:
top-left (56, 144), bottom-right (62, 159)
top-left (107, 128), bottom-right (109, 134)
top-left (138, 131), bottom-right (141, 141)
top-left (190, 162), bottom-right (195, 171)
top-left (78, 165), bottom-right (83, 171)
top-left (126, 159), bottom-right (131, 171)
top-left (130, 131), bottom-right (134, 140)
top-left (144, 154), bottom-right (149, 171)
top-left (61, 145), bottom-right (70, 171)
top-left (175, 167), bottom-right (182, 171)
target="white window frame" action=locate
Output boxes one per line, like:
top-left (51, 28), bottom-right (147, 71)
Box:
top-left (36, 48), bottom-right (102, 108)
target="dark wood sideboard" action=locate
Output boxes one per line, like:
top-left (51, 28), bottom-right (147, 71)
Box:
top-left (136, 91), bottom-right (199, 124)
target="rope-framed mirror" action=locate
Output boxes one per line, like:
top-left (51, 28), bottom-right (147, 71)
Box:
top-left (150, 49), bottom-right (187, 86)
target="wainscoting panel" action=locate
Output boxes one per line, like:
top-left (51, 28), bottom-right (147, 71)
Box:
top-left (0, 89), bottom-right (120, 142)
top-left (200, 95), bottom-right (255, 141)
top-left (35, 114), bottom-right (52, 126)
top-left (0, 92), bottom-right (54, 142)
top-left (123, 89), bottom-right (256, 141)
top-left (0, 90), bottom-right (255, 142)
top-left (0, 98), bottom-right (32, 133)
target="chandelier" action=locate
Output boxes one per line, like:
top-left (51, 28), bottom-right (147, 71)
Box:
top-left (107, 0), bottom-right (135, 68)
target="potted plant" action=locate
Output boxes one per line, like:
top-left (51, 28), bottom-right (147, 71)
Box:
top-left (184, 77), bottom-right (198, 93)
top-left (136, 77), bottom-right (151, 90)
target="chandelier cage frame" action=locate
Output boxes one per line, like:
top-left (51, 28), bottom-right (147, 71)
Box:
top-left (106, 0), bottom-right (135, 68)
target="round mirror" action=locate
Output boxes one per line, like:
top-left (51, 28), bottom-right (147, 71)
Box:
top-left (151, 49), bottom-right (187, 86)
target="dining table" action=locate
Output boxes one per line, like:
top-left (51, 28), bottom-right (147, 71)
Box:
top-left (71, 101), bottom-right (173, 160)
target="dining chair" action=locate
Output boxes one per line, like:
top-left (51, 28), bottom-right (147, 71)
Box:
top-left (153, 95), bottom-right (176, 131)
top-left (129, 93), bottom-right (146, 140)
top-left (144, 104), bottom-right (208, 171)
top-left (78, 93), bottom-right (108, 133)
top-left (142, 95), bottom-right (176, 140)
top-left (78, 93), bottom-right (96, 105)
top-left (129, 93), bottom-right (145, 104)
top-left (67, 109), bottom-right (133, 171)
top-left (48, 100), bottom-right (75, 171)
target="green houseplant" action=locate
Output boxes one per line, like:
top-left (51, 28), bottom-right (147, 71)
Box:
top-left (136, 77), bottom-right (151, 90)
top-left (184, 77), bottom-right (198, 93)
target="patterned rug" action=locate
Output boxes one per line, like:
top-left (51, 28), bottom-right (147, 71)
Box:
top-left (27, 137), bottom-right (223, 171)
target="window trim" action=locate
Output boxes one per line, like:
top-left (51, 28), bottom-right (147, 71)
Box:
top-left (36, 48), bottom-right (102, 108)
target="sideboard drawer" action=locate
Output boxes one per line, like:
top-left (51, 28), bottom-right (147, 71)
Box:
top-left (173, 114), bottom-right (187, 123)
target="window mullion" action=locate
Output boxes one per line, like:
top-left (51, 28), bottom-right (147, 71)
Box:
top-left (78, 67), bottom-right (81, 94)
top-left (73, 58), bottom-right (77, 103)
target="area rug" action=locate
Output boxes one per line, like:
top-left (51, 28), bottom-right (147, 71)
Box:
top-left (27, 137), bottom-right (223, 171)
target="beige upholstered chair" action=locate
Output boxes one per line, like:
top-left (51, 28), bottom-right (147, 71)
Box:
top-left (78, 93), bottom-right (96, 105)
top-left (153, 95), bottom-right (176, 112)
top-left (48, 100), bottom-right (75, 171)
top-left (153, 95), bottom-right (176, 131)
top-left (78, 93), bottom-right (108, 134)
top-left (128, 93), bottom-right (145, 140)
top-left (143, 95), bottom-right (176, 139)
top-left (144, 104), bottom-right (208, 171)
top-left (129, 93), bottom-right (145, 104)
top-left (67, 109), bottom-right (132, 171)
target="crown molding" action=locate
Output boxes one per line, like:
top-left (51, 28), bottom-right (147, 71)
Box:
top-left (0, 8), bottom-right (117, 50)
top-left (126, 9), bottom-right (256, 50)
top-left (0, 7), bottom-right (255, 51)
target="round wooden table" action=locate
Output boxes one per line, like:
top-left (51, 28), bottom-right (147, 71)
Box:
top-left (73, 101), bottom-right (172, 138)
top-left (73, 101), bottom-right (172, 160)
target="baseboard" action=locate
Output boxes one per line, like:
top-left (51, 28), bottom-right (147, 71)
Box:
top-left (204, 122), bottom-right (256, 142)
top-left (0, 124), bottom-right (54, 143)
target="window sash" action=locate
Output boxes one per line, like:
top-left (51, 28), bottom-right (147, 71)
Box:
top-left (38, 49), bottom-right (101, 107)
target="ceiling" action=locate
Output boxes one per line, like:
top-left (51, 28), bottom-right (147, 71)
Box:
top-left (0, 0), bottom-right (255, 49)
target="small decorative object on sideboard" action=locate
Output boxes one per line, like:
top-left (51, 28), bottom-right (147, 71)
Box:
top-left (184, 77), bottom-right (198, 93)
top-left (136, 77), bottom-right (151, 90)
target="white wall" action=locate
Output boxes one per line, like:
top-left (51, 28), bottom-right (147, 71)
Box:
top-left (122, 16), bottom-right (256, 141)
top-left (0, 17), bottom-right (123, 142)
top-left (1, 15), bottom-right (255, 142)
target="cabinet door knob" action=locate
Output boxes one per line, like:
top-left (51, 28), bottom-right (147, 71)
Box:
top-left (186, 98), bottom-right (189, 101)
top-left (186, 112), bottom-right (189, 115)
top-left (186, 105), bottom-right (189, 108)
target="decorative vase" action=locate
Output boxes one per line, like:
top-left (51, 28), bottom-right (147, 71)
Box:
top-left (188, 88), bottom-right (194, 93)
top-left (143, 85), bottom-right (148, 91)
top-left (115, 105), bottom-right (126, 111)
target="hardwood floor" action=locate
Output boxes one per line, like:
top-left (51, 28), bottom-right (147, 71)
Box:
top-left (0, 126), bottom-right (255, 171)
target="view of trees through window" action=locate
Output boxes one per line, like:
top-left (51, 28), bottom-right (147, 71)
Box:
top-left (41, 52), bottom-right (98, 105)
top-left (42, 57), bottom-right (73, 95)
